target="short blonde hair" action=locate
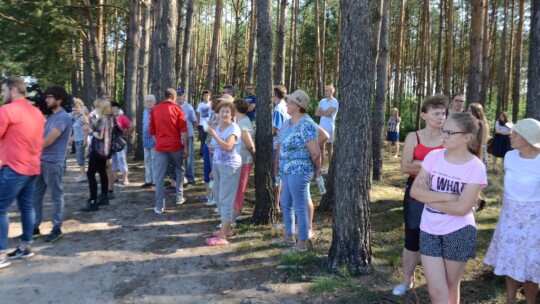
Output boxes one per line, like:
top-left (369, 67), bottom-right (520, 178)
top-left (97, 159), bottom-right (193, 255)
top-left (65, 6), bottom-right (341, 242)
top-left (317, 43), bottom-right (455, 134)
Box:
top-left (74, 98), bottom-right (84, 108)
top-left (95, 98), bottom-right (111, 116)
top-left (390, 107), bottom-right (399, 115)
top-left (325, 85), bottom-right (335, 94)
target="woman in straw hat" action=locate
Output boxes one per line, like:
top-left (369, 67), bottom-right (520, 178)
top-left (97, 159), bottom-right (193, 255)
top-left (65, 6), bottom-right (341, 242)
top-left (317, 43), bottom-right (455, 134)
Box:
top-left (485, 118), bottom-right (540, 304)
top-left (272, 89), bottom-right (321, 254)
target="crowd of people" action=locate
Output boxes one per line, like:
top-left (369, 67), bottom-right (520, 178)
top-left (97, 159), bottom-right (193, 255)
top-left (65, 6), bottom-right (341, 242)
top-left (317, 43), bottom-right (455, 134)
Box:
top-left (0, 76), bottom-right (538, 302)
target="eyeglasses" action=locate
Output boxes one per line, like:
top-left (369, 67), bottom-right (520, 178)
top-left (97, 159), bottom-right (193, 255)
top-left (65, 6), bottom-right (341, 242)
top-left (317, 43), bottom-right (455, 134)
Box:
top-left (45, 95), bottom-right (55, 99)
top-left (440, 128), bottom-right (467, 139)
top-left (454, 99), bottom-right (465, 103)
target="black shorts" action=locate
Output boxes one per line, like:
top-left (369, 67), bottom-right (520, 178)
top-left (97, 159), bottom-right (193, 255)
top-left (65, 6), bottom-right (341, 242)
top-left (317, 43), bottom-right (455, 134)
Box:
top-left (420, 225), bottom-right (477, 262)
top-left (403, 176), bottom-right (424, 251)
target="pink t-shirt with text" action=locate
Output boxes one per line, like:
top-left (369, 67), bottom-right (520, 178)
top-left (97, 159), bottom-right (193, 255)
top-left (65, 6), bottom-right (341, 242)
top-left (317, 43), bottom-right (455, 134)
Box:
top-left (420, 149), bottom-right (487, 235)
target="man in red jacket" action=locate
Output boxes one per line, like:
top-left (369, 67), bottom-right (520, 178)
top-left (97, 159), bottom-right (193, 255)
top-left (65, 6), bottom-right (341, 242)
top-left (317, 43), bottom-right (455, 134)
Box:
top-left (150, 88), bottom-right (188, 213)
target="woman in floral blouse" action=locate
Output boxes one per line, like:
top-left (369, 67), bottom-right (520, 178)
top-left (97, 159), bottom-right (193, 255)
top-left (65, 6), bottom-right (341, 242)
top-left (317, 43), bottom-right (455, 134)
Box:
top-left (273, 90), bottom-right (321, 254)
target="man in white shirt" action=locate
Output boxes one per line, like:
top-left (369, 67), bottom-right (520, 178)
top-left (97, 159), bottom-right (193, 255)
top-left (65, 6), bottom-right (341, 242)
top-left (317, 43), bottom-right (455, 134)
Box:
top-left (315, 85), bottom-right (339, 173)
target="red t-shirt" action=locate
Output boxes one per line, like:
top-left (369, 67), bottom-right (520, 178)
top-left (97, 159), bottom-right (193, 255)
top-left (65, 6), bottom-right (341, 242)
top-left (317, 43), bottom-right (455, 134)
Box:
top-left (149, 100), bottom-right (187, 152)
top-left (0, 98), bottom-right (45, 175)
top-left (116, 114), bottom-right (131, 132)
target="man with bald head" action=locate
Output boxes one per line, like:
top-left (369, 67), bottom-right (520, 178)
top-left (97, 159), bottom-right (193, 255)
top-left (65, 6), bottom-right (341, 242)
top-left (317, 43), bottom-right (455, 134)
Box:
top-left (149, 88), bottom-right (188, 214)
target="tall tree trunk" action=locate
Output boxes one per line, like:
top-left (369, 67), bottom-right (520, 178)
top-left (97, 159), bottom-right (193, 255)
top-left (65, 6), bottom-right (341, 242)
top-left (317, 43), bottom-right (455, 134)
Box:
top-left (82, 38), bottom-right (97, 105)
top-left (434, 0), bottom-right (443, 94)
top-left (416, 0), bottom-right (429, 129)
top-left (135, 0), bottom-right (152, 161)
top-left (175, 0), bottom-right (185, 84)
top-left (247, 0), bottom-right (257, 85)
top-left (466, 0), bottom-right (484, 104)
top-left (123, 0), bottom-right (141, 147)
top-left (275, 0), bottom-right (288, 85)
top-left (231, 0), bottom-right (243, 86)
top-left (505, 0), bottom-right (516, 111)
top-left (511, 0), bottom-right (524, 122)
top-left (321, 0), bottom-right (327, 84)
top-left (393, 0), bottom-right (405, 106)
top-left (372, 0), bottom-right (390, 182)
top-left (205, 0), bottom-right (223, 92)
top-left (71, 39), bottom-right (81, 97)
top-left (181, 0), bottom-right (194, 96)
top-left (497, 0), bottom-right (509, 118)
top-left (314, 0), bottom-right (323, 98)
top-left (328, 0), bottom-right (373, 276)
top-left (527, 0), bottom-right (540, 119)
top-left (443, 0), bottom-right (454, 96)
top-left (84, 0), bottom-right (106, 96)
top-left (252, 0), bottom-right (277, 225)
top-left (479, 0), bottom-right (491, 106)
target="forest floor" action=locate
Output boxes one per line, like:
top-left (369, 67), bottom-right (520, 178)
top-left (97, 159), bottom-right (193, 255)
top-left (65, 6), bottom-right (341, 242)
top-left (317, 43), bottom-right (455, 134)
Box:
top-left (0, 146), bottom-right (521, 303)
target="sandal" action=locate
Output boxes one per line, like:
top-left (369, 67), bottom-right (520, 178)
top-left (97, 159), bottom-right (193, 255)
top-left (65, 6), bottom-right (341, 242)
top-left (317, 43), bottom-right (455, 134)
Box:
top-left (272, 238), bottom-right (296, 247)
top-left (281, 246), bottom-right (307, 255)
top-left (212, 230), bottom-right (235, 237)
top-left (205, 237), bottom-right (229, 246)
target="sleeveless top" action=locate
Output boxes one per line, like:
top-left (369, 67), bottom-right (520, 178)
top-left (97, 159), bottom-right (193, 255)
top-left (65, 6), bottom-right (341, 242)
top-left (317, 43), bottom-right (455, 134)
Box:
top-left (411, 131), bottom-right (444, 178)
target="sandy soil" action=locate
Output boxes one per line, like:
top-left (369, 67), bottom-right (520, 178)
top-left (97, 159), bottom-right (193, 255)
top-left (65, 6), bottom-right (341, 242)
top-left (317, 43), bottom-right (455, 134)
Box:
top-left (0, 154), bottom-right (315, 304)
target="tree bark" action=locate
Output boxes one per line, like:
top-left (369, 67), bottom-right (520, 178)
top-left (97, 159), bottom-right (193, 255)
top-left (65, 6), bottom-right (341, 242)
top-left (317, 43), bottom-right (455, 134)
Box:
top-left (393, 0), bottom-right (405, 106)
top-left (84, 0), bottom-right (106, 96)
top-left (275, 0), bottom-right (288, 85)
top-left (372, 0), bottom-right (390, 182)
top-left (527, 0), bottom-right (540, 119)
top-left (327, 0), bottom-right (373, 276)
top-left (181, 0), bottom-right (194, 96)
top-left (252, 0), bottom-right (277, 225)
top-left (175, 0), bottom-right (185, 84)
top-left (479, 0), bottom-right (491, 106)
top-left (82, 37), bottom-right (97, 106)
top-left (434, 0), bottom-right (443, 94)
top-left (289, 0), bottom-right (299, 92)
top-left (443, 0), bottom-right (453, 96)
top-left (314, 0), bottom-right (323, 98)
top-left (135, 0), bottom-right (152, 161)
top-left (510, 0), bottom-right (524, 122)
top-left (497, 0), bottom-right (509, 118)
top-left (123, 0), bottom-right (140, 130)
top-left (466, 0), bottom-right (484, 104)
top-left (247, 0), bottom-right (257, 85)
top-left (205, 0), bottom-right (223, 92)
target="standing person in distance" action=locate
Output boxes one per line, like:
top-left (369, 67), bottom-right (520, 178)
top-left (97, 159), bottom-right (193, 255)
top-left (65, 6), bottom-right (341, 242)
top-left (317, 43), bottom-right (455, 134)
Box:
top-left (70, 98), bottom-right (90, 183)
top-left (81, 98), bottom-right (114, 212)
top-left (272, 85), bottom-right (291, 211)
top-left (411, 112), bottom-right (487, 304)
top-left (150, 88), bottom-right (188, 213)
top-left (177, 88), bottom-right (198, 185)
top-left (315, 85), bottom-right (339, 173)
top-left (32, 86), bottom-right (73, 242)
top-left (447, 93), bottom-right (465, 116)
top-left (244, 84), bottom-right (257, 125)
top-left (392, 95), bottom-right (447, 296)
top-left (386, 107), bottom-right (401, 158)
top-left (468, 103), bottom-right (489, 167)
top-left (490, 111), bottom-right (512, 171)
top-left (196, 90), bottom-right (213, 157)
top-left (110, 102), bottom-right (134, 186)
top-left (141, 94), bottom-right (156, 188)
top-left (0, 77), bottom-right (44, 268)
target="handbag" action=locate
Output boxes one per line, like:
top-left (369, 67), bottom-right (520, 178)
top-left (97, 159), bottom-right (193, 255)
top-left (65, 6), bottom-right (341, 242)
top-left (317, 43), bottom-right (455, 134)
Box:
top-left (486, 137), bottom-right (494, 155)
top-left (110, 120), bottom-right (127, 153)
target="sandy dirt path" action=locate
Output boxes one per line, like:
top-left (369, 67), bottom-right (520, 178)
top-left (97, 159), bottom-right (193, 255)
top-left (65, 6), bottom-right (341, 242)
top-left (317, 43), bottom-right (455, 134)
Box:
top-left (0, 154), bottom-right (314, 303)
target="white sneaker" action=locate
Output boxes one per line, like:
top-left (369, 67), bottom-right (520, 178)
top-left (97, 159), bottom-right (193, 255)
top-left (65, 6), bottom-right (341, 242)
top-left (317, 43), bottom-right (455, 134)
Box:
top-left (75, 176), bottom-right (87, 183)
top-left (235, 216), bottom-right (244, 222)
top-left (214, 207), bottom-right (220, 213)
top-left (216, 222), bottom-right (237, 229)
top-left (206, 199), bottom-right (216, 206)
top-left (392, 282), bottom-right (414, 296)
top-left (176, 197), bottom-right (186, 205)
top-left (153, 207), bottom-right (163, 214)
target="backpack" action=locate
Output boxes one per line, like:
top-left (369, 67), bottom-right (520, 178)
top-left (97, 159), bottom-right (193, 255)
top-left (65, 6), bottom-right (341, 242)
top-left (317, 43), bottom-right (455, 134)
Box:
top-left (110, 120), bottom-right (127, 153)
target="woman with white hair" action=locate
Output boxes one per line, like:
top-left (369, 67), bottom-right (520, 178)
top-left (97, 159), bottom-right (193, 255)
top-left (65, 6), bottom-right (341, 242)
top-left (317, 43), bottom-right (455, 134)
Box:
top-left (485, 118), bottom-right (540, 304)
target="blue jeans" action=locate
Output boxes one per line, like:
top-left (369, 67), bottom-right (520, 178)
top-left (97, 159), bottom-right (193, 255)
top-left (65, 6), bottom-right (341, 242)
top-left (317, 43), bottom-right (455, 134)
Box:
top-left (154, 150), bottom-right (184, 211)
top-left (0, 167), bottom-right (37, 252)
top-left (184, 137), bottom-right (195, 183)
top-left (280, 173), bottom-right (312, 241)
top-left (33, 161), bottom-right (65, 230)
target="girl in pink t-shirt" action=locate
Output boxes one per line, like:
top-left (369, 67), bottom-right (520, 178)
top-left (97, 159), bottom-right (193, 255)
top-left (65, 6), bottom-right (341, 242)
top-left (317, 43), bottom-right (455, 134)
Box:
top-left (411, 112), bottom-right (487, 304)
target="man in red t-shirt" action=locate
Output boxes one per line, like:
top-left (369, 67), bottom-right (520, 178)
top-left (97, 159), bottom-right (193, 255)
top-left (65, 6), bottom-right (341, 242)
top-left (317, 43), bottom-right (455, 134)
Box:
top-left (0, 77), bottom-right (45, 268)
top-left (150, 88), bottom-right (188, 213)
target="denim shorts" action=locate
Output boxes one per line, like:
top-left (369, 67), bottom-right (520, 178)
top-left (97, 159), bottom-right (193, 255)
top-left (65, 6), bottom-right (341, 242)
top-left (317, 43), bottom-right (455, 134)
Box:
top-left (420, 225), bottom-right (477, 262)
